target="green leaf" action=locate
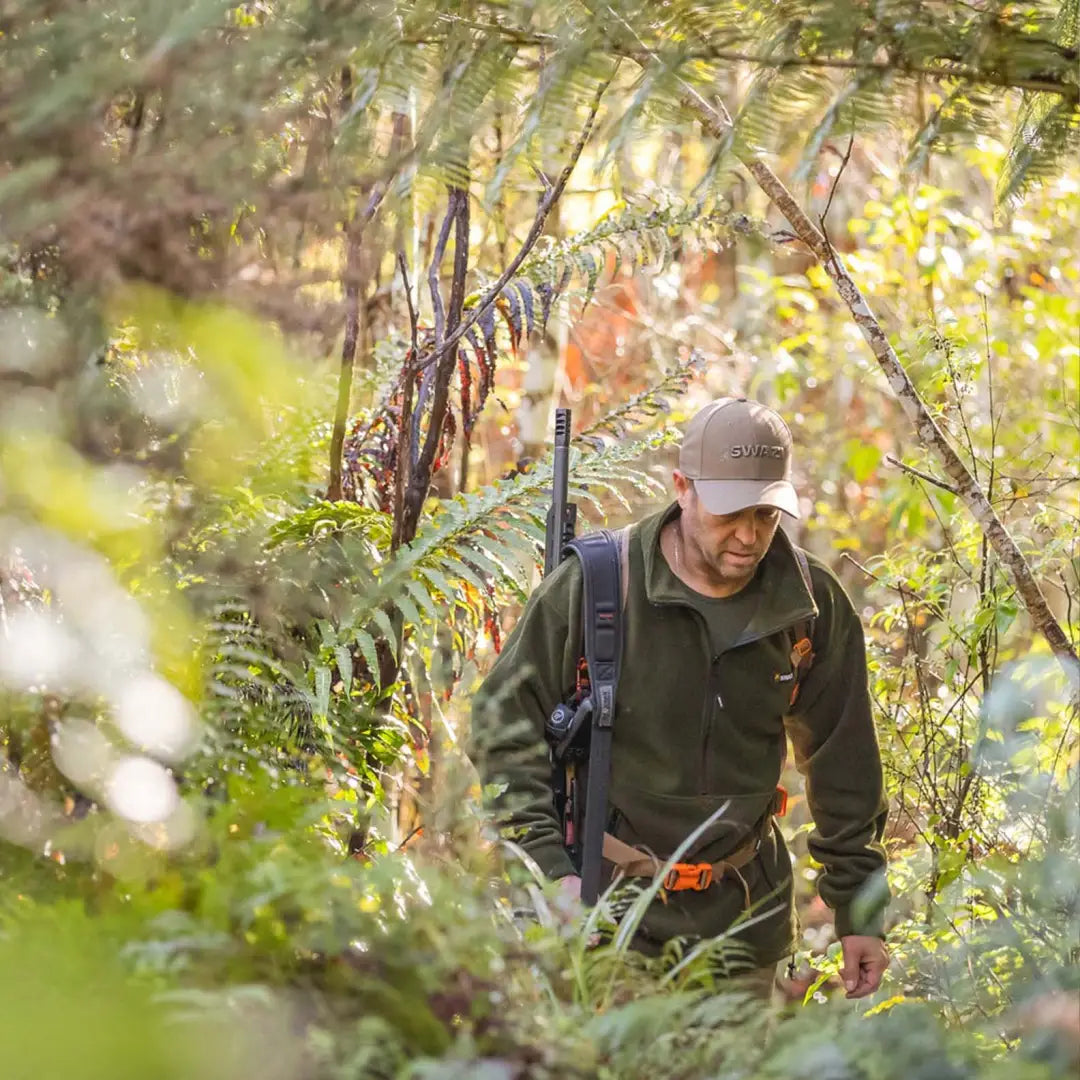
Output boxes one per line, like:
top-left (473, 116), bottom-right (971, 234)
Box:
top-left (334, 646), bottom-right (353, 695)
top-left (403, 577), bottom-right (439, 620)
top-left (354, 631), bottom-right (381, 686)
top-left (371, 607), bottom-right (398, 648)
top-left (394, 591), bottom-right (424, 631)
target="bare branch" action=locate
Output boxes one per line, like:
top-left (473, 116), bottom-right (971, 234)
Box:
top-left (819, 133), bottom-right (854, 252)
top-left (414, 188), bottom-right (470, 490)
top-left (427, 201), bottom-right (456, 350)
top-left (411, 198), bottom-right (458, 469)
top-left (399, 251), bottom-right (419, 358)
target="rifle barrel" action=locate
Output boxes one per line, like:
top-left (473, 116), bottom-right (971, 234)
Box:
top-left (544, 408), bottom-right (572, 575)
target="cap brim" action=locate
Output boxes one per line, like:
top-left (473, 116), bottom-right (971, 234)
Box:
top-left (693, 479), bottom-right (801, 519)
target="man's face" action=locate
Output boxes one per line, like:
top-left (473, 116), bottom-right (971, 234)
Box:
top-left (674, 471), bottom-right (782, 588)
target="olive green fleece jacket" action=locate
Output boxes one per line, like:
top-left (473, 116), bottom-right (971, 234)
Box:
top-left (471, 504), bottom-right (889, 964)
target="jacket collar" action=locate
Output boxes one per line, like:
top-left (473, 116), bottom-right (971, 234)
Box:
top-left (637, 503), bottom-right (818, 640)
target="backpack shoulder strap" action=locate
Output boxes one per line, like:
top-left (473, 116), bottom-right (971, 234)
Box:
top-left (788, 546), bottom-right (817, 708)
top-left (565, 529), bottom-right (623, 727)
top-left (563, 529), bottom-right (624, 905)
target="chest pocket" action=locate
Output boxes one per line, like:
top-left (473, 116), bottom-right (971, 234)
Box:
top-left (720, 618), bottom-right (817, 719)
top-left (716, 633), bottom-right (797, 730)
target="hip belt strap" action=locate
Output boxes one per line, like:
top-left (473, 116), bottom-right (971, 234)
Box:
top-left (601, 830), bottom-right (760, 909)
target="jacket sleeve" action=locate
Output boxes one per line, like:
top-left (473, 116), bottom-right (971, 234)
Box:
top-left (784, 563), bottom-right (889, 938)
top-left (469, 556), bottom-right (584, 881)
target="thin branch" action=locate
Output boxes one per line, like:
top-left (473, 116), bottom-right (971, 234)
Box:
top-left (415, 188), bottom-right (471, 481)
top-left (884, 454), bottom-right (961, 496)
top-left (529, 160), bottom-right (554, 193)
top-left (428, 201), bottom-right (455, 349)
top-left (819, 133), bottom-right (854, 252)
top-left (841, 552), bottom-right (944, 615)
top-left (399, 255), bottom-right (420, 359)
top-left (628, 46), bottom-right (1080, 101)
top-left (446, 184), bottom-right (472, 337)
top-left (401, 185), bottom-right (472, 544)
top-left (412, 199), bottom-right (458, 468)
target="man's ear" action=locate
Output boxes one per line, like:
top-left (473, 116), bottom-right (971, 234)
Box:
top-left (672, 470), bottom-right (693, 509)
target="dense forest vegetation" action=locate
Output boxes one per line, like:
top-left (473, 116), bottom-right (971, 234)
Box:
top-left (1, 1), bottom-right (1078, 1076)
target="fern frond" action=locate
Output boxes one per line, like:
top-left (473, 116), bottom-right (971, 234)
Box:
top-left (998, 0), bottom-right (1080, 204)
top-left (579, 351), bottom-right (706, 445)
top-left (518, 198), bottom-right (763, 310)
top-left (998, 96), bottom-right (1080, 206)
top-left (389, 428), bottom-right (675, 590)
top-left (349, 198), bottom-right (753, 499)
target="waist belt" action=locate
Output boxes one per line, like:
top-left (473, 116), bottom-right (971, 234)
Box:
top-left (600, 788), bottom-right (787, 909)
top-left (601, 831), bottom-right (758, 908)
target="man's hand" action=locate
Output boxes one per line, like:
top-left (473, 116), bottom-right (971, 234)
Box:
top-left (558, 874), bottom-right (582, 901)
top-left (551, 873), bottom-right (582, 921)
top-left (839, 935), bottom-right (890, 998)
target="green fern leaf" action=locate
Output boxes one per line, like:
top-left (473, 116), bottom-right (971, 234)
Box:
top-left (334, 646), bottom-right (353, 696)
top-left (354, 630), bottom-right (381, 687)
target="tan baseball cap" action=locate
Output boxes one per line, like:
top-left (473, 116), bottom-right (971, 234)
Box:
top-left (679, 398), bottom-right (800, 518)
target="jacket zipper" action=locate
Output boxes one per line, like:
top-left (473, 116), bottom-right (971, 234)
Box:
top-left (649, 597), bottom-right (814, 795)
top-left (701, 653), bottom-right (721, 793)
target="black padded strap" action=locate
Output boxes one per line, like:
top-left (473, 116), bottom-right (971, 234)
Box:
top-left (565, 530), bottom-right (623, 905)
top-left (566, 531), bottom-right (622, 729)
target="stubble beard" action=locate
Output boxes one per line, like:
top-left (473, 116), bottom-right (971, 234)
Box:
top-left (703, 549), bottom-right (763, 589)
top-left (680, 519), bottom-right (764, 592)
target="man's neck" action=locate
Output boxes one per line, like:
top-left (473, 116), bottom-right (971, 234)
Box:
top-left (661, 518), bottom-right (752, 599)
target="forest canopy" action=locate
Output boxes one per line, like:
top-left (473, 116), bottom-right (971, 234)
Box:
top-left (0, 1), bottom-right (1078, 1077)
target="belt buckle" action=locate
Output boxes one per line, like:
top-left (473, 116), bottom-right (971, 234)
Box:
top-left (663, 862), bottom-right (714, 892)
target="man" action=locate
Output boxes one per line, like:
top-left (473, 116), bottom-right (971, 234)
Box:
top-left (473, 398), bottom-right (890, 998)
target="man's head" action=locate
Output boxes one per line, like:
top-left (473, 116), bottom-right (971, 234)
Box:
top-left (673, 398), bottom-right (799, 588)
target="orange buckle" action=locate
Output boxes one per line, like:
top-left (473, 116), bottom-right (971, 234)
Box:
top-left (663, 862), bottom-right (714, 892)
top-left (772, 785), bottom-right (788, 817)
top-left (791, 637), bottom-right (813, 662)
